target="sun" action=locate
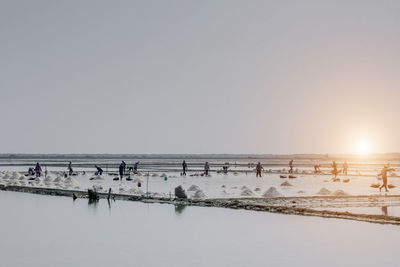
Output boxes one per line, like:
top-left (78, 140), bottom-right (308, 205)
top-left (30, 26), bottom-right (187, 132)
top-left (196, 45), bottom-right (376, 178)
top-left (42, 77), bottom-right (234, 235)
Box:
top-left (356, 140), bottom-right (370, 155)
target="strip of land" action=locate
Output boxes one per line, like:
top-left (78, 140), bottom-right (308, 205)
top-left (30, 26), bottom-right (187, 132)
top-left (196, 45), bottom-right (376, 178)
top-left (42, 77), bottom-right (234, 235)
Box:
top-left (2, 184), bottom-right (400, 226)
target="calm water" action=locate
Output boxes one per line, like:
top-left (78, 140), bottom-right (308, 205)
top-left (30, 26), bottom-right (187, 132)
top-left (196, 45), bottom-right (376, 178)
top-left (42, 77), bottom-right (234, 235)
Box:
top-left (0, 191), bottom-right (399, 267)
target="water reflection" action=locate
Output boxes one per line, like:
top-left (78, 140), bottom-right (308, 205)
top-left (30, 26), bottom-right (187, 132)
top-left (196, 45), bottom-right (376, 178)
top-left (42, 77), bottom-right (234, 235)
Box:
top-left (174, 204), bottom-right (186, 215)
top-left (381, 206), bottom-right (388, 216)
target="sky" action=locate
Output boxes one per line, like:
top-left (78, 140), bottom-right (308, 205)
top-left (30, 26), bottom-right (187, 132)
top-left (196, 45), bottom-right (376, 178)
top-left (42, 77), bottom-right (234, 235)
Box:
top-left (1, 0), bottom-right (400, 154)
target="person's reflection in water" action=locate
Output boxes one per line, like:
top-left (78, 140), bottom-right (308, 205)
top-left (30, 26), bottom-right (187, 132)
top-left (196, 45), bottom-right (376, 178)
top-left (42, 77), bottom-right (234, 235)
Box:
top-left (174, 204), bottom-right (186, 215)
top-left (88, 198), bottom-right (99, 213)
top-left (381, 206), bottom-right (388, 216)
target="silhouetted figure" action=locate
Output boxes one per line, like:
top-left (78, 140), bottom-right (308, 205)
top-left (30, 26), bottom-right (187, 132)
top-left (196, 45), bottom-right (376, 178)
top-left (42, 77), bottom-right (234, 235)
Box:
top-left (314, 164), bottom-right (321, 174)
top-left (204, 162), bottom-right (210, 175)
top-left (68, 161), bottom-right (73, 176)
top-left (256, 162), bottom-right (263, 177)
top-left (95, 165), bottom-right (103, 175)
top-left (119, 162), bottom-right (125, 180)
top-left (34, 162), bottom-right (42, 177)
top-left (182, 160), bottom-right (187, 176)
top-left (332, 161), bottom-right (338, 178)
top-left (289, 160), bottom-right (294, 174)
top-left (133, 161), bottom-right (139, 173)
top-left (343, 161), bottom-right (348, 176)
top-left (379, 165), bottom-right (395, 192)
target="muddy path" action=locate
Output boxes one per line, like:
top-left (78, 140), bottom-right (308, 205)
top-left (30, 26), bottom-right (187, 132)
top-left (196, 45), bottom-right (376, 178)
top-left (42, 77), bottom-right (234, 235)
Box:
top-left (2, 185), bottom-right (400, 226)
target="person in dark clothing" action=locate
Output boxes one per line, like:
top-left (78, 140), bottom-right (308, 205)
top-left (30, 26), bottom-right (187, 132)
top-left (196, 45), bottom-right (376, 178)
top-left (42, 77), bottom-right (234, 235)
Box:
top-left (68, 161), bottom-right (73, 176)
top-left (343, 161), bottom-right (348, 176)
top-left (289, 160), bottom-right (294, 174)
top-left (204, 162), bottom-right (210, 175)
top-left (256, 162), bottom-right (263, 177)
top-left (35, 162), bottom-right (42, 177)
top-left (182, 160), bottom-right (187, 176)
top-left (133, 161), bottom-right (139, 174)
top-left (95, 165), bottom-right (103, 175)
top-left (332, 161), bottom-right (338, 178)
top-left (119, 162), bottom-right (125, 180)
top-left (379, 165), bottom-right (395, 192)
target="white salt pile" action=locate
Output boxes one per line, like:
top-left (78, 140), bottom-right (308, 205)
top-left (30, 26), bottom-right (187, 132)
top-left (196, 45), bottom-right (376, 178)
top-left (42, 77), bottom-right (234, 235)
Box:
top-left (43, 175), bottom-right (54, 184)
top-left (317, 188), bottom-right (331, 195)
top-left (281, 181), bottom-right (293, 186)
top-left (241, 188), bottom-right (255, 196)
top-left (64, 177), bottom-right (78, 187)
top-left (151, 173), bottom-right (158, 177)
top-left (2, 173), bottom-right (10, 181)
top-left (332, 190), bottom-right (349, 196)
top-left (297, 190), bottom-right (305, 194)
top-left (192, 189), bottom-right (206, 199)
top-left (53, 176), bottom-right (64, 183)
top-left (254, 187), bottom-right (261, 192)
top-left (240, 186), bottom-right (250, 190)
top-left (18, 175), bottom-right (26, 181)
top-left (262, 187), bottom-right (284, 198)
top-left (188, 185), bottom-right (201, 191)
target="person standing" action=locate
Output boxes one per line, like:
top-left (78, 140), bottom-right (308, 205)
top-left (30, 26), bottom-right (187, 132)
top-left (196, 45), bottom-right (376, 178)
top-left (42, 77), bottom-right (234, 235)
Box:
top-left (343, 160), bottom-right (348, 176)
top-left (379, 165), bottom-right (395, 192)
top-left (68, 161), bottom-right (73, 176)
top-left (133, 161), bottom-right (140, 174)
top-left (289, 160), bottom-right (294, 174)
top-left (34, 162), bottom-right (42, 177)
top-left (204, 162), bottom-right (210, 175)
top-left (332, 161), bottom-right (338, 178)
top-left (119, 162), bottom-right (125, 180)
top-left (256, 162), bottom-right (263, 177)
top-left (182, 160), bottom-right (187, 176)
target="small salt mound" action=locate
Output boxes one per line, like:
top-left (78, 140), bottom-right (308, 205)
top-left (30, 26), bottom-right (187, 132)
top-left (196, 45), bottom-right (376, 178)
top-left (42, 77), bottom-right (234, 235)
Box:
top-left (53, 176), bottom-right (64, 183)
top-left (18, 175), bottom-right (26, 181)
top-left (297, 190), bottom-right (305, 194)
top-left (43, 175), bottom-right (53, 184)
top-left (332, 190), bottom-right (348, 196)
top-left (281, 181), bottom-right (293, 187)
top-left (90, 175), bottom-right (104, 180)
top-left (151, 173), bottom-right (158, 177)
top-left (2, 173), bottom-right (11, 180)
top-left (317, 188), bottom-right (331, 195)
top-left (254, 187), bottom-right (261, 192)
top-left (188, 185), bottom-right (201, 191)
top-left (233, 172), bottom-right (239, 175)
top-left (9, 172), bottom-right (20, 180)
top-left (34, 177), bottom-right (43, 184)
top-left (240, 186), bottom-right (250, 190)
top-left (222, 190), bottom-right (230, 195)
top-left (262, 187), bottom-right (284, 198)
top-left (241, 188), bottom-right (255, 196)
top-left (192, 189), bottom-right (206, 199)
top-left (64, 177), bottom-right (78, 187)
top-left (160, 173), bottom-right (166, 177)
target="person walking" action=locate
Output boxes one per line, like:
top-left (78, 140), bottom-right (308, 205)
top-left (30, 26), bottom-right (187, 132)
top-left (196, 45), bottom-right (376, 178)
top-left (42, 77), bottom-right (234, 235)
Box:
top-left (343, 160), bottom-right (348, 176)
top-left (34, 162), bottom-right (42, 177)
top-left (204, 162), bottom-right (210, 175)
top-left (256, 162), bottom-right (263, 177)
top-left (289, 160), bottom-right (294, 174)
top-left (379, 165), bottom-right (395, 192)
top-left (182, 160), bottom-right (187, 176)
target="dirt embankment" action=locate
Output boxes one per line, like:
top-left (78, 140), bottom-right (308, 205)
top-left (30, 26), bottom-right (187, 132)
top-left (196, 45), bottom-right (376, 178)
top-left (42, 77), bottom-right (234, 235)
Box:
top-left (2, 185), bottom-right (400, 226)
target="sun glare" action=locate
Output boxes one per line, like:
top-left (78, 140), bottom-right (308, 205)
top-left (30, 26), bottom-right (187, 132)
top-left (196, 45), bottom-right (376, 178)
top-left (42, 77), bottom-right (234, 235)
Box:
top-left (356, 140), bottom-right (370, 155)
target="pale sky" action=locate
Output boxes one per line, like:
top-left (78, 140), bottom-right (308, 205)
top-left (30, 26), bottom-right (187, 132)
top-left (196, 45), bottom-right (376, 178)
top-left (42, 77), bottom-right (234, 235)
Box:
top-left (1, 0), bottom-right (399, 154)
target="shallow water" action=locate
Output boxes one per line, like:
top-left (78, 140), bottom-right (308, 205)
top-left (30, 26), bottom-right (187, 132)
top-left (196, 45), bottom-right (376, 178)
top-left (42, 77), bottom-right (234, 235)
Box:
top-left (0, 191), bottom-right (399, 267)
